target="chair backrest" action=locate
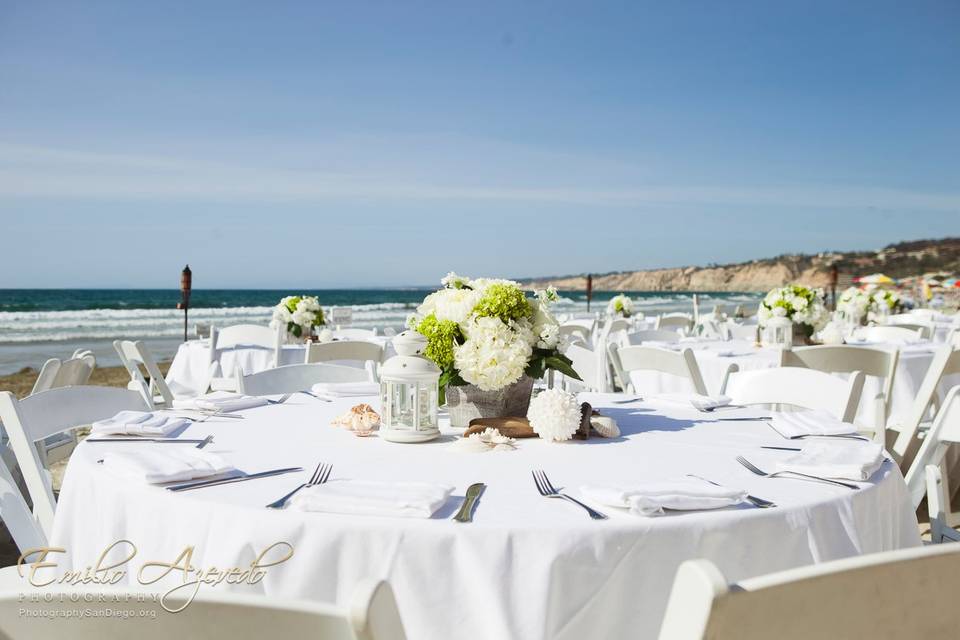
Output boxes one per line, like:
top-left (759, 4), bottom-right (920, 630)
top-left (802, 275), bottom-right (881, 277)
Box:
top-left (238, 363), bottom-right (370, 396)
top-left (726, 322), bottom-right (759, 341)
top-left (335, 328), bottom-right (377, 341)
top-left (608, 344), bottom-right (709, 396)
top-left (0, 456), bottom-right (47, 559)
top-left (114, 340), bottom-right (174, 408)
top-left (657, 544), bottom-right (960, 640)
top-left (903, 385), bottom-right (960, 508)
top-left (29, 352), bottom-right (96, 395)
top-left (561, 343), bottom-right (602, 392)
top-left (212, 324), bottom-right (283, 374)
top-left (559, 324), bottom-right (592, 347)
top-left (605, 318), bottom-right (631, 334)
top-left (855, 325), bottom-right (924, 344)
top-left (890, 345), bottom-right (960, 470)
top-left (0, 579), bottom-right (407, 640)
top-left (0, 386), bottom-right (147, 537)
top-left (887, 315), bottom-right (934, 339)
top-left (780, 345), bottom-right (899, 427)
top-left (725, 367), bottom-right (864, 422)
top-left (622, 329), bottom-right (681, 346)
top-left (656, 315), bottom-right (693, 332)
top-left (305, 341), bottom-right (384, 366)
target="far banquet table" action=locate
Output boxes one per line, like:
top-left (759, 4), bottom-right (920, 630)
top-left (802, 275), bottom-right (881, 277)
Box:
top-left (166, 336), bottom-right (394, 392)
top-left (627, 338), bottom-right (954, 427)
top-left (51, 394), bottom-right (920, 639)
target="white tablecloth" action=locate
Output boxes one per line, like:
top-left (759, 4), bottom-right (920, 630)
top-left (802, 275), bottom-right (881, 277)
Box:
top-left (628, 339), bottom-right (954, 428)
top-left (166, 337), bottom-right (394, 392)
top-left (50, 393), bottom-right (918, 639)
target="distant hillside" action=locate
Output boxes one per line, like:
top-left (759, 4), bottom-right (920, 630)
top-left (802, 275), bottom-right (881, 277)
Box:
top-left (522, 237), bottom-right (960, 293)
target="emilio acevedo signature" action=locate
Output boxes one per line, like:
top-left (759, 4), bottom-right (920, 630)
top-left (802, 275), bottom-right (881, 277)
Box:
top-left (16, 540), bottom-right (294, 613)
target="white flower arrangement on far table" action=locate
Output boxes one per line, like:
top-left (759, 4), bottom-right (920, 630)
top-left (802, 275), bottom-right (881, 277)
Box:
top-left (757, 285), bottom-right (828, 341)
top-left (867, 289), bottom-right (902, 323)
top-left (408, 274), bottom-right (578, 397)
top-left (837, 287), bottom-right (870, 325)
top-left (606, 294), bottom-right (634, 318)
top-left (270, 295), bottom-right (326, 341)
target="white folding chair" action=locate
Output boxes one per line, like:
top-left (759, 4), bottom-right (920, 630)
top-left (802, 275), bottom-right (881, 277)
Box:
top-left (335, 328), bottom-right (378, 341)
top-left (304, 341), bottom-right (384, 382)
top-left (0, 386), bottom-right (147, 537)
top-left (887, 315), bottom-right (935, 340)
top-left (855, 325), bottom-right (924, 344)
top-left (726, 367), bottom-right (864, 423)
top-left (27, 351), bottom-right (97, 466)
top-left (621, 329), bottom-right (682, 346)
top-left (560, 343), bottom-right (603, 392)
top-left (559, 324), bottom-right (593, 347)
top-left (607, 344), bottom-right (729, 397)
top-left (29, 351), bottom-right (96, 395)
top-left (903, 386), bottom-right (960, 518)
top-left (114, 339), bottom-right (183, 408)
top-left (889, 345), bottom-right (960, 471)
top-left (0, 456), bottom-right (46, 564)
top-left (780, 345), bottom-right (898, 443)
top-left (208, 324), bottom-right (284, 392)
top-left (238, 363), bottom-right (371, 396)
top-left (657, 544), bottom-right (960, 640)
top-left (726, 322), bottom-right (759, 341)
top-left (0, 579), bottom-right (407, 640)
top-left (656, 314), bottom-right (693, 334)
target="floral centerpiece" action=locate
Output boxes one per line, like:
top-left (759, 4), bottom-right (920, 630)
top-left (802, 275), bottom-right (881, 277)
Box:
top-left (270, 295), bottom-right (326, 342)
top-left (867, 289), bottom-right (902, 323)
top-left (408, 273), bottom-right (579, 426)
top-left (757, 285), bottom-right (829, 344)
top-left (837, 287), bottom-right (870, 325)
top-left (606, 294), bottom-right (635, 318)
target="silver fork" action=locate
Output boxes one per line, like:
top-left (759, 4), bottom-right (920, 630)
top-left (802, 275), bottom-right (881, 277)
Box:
top-left (735, 455), bottom-right (859, 490)
top-left (265, 462), bottom-right (332, 508)
top-left (686, 473), bottom-right (776, 508)
top-left (266, 393), bottom-right (292, 405)
top-left (532, 470), bottom-right (607, 520)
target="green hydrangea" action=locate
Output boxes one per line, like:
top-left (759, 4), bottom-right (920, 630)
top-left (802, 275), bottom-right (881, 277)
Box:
top-left (415, 314), bottom-right (460, 370)
top-left (473, 284), bottom-right (531, 322)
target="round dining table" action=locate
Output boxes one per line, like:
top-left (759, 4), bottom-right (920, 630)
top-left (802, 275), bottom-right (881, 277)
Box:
top-left (51, 393), bottom-right (920, 640)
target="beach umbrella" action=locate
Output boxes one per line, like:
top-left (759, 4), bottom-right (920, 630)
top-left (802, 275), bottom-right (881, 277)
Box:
top-left (856, 273), bottom-right (894, 285)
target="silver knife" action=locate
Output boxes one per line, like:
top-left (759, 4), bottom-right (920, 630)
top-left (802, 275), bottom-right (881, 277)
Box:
top-left (166, 467), bottom-right (303, 492)
top-left (454, 483), bottom-right (486, 523)
top-left (87, 435), bottom-right (214, 449)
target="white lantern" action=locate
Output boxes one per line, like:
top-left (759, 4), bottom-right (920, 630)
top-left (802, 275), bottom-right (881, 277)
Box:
top-left (379, 330), bottom-right (441, 443)
top-left (763, 316), bottom-right (793, 350)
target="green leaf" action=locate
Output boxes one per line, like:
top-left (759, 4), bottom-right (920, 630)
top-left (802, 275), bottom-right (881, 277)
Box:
top-left (544, 355), bottom-right (581, 380)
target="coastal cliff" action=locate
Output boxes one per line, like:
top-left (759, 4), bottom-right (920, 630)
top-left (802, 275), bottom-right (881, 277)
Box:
top-left (522, 237), bottom-right (960, 293)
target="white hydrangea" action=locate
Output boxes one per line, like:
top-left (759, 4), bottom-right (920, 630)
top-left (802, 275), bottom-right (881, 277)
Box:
top-left (531, 299), bottom-right (560, 350)
top-left (758, 286), bottom-right (828, 331)
top-left (441, 271), bottom-right (470, 289)
top-left (454, 315), bottom-right (533, 390)
top-left (527, 388), bottom-right (582, 442)
top-left (837, 287), bottom-right (869, 324)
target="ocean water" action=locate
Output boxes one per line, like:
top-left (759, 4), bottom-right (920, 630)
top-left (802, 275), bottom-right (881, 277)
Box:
top-left (0, 289), bottom-right (762, 375)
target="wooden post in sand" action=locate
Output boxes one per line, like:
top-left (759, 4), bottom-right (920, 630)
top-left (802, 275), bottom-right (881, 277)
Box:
top-left (586, 274), bottom-right (593, 312)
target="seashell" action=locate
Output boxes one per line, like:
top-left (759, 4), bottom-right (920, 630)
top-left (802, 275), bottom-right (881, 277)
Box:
top-left (590, 416), bottom-right (620, 438)
top-left (331, 403), bottom-right (381, 433)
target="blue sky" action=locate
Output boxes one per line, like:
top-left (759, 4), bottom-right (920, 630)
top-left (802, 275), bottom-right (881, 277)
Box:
top-left (1, 0), bottom-right (958, 288)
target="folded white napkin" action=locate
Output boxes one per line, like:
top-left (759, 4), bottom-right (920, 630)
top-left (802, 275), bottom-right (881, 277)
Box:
top-left (310, 382), bottom-right (380, 398)
top-left (172, 392), bottom-right (269, 413)
top-left (91, 411), bottom-right (189, 437)
top-left (289, 480), bottom-right (452, 518)
top-left (775, 441), bottom-right (885, 481)
top-left (100, 448), bottom-right (235, 484)
top-left (768, 410), bottom-right (856, 438)
top-left (655, 393), bottom-right (731, 411)
top-left (581, 478), bottom-right (747, 516)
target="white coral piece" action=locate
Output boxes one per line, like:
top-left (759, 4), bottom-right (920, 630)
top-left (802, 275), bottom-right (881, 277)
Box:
top-left (527, 389), bottom-right (581, 442)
